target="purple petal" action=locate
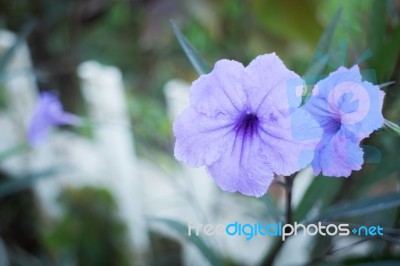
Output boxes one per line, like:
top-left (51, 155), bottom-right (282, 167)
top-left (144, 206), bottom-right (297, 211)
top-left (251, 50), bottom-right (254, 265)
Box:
top-left (207, 134), bottom-right (274, 197)
top-left (304, 65), bottom-right (384, 176)
top-left (52, 112), bottom-right (81, 125)
top-left (173, 107), bottom-right (235, 167)
top-left (245, 53), bottom-right (303, 117)
top-left (258, 108), bottom-right (322, 176)
top-left (28, 92), bottom-right (79, 146)
top-left (312, 129), bottom-right (364, 177)
top-left (190, 59), bottom-right (248, 118)
top-left (173, 53), bottom-right (325, 197)
top-left (303, 94), bottom-right (341, 135)
top-left (28, 115), bottom-right (53, 147)
top-left (305, 65), bottom-right (384, 141)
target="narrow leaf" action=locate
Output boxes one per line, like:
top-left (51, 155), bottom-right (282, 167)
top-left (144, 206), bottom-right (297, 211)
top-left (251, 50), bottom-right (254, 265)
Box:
top-left (304, 7), bottom-right (342, 78)
top-left (354, 152), bottom-right (399, 195)
top-left (379, 81), bottom-right (396, 89)
top-left (355, 48), bottom-right (373, 65)
top-left (311, 7), bottom-right (342, 63)
top-left (148, 217), bottom-right (223, 266)
top-left (383, 119), bottom-right (400, 136)
top-left (294, 175), bottom-right (342, 222)
top-left (0, 169), bottom-right (59, 198)
top-left (301, 8), bottom-right (343, 105)
top-left (170, 21), bottom-right (212, 75)
top-left (311, 192), bottom-right (400, 222)
top-left (303, 54), bottom-right (329, 79)
top-left (0, 21), bottom-right (35, 74)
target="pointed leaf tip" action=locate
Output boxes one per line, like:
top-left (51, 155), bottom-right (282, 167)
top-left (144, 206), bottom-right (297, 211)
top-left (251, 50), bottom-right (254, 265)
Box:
top-left (170, 20), bottom-right (212, 75)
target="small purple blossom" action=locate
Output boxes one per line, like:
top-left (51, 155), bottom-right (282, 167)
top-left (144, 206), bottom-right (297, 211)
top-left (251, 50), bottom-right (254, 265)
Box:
top-left (28, 92), bottom-right (80, 147)
top-left (173, 53), bottom-right (322, 197)
top-left (303, 65), bottom-right (385, 177)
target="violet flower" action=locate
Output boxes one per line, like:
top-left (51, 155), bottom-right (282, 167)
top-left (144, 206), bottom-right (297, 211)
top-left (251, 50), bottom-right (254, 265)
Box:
top-left (28, 92), bottom-right (80, 147)
top-left (173, 53), bottom-right (322, 197)
top-left (303, 65), bottom-right (385, 177)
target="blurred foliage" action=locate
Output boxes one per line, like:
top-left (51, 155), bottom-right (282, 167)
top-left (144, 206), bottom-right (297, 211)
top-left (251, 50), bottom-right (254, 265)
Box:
top-left (42, 186), bottom-right (132, 266)
top-left (0, 0), bottom-right (398, 157)
top-left (0, 0), bottom-right (324, 156)
top-left (128, 94), bottom-right (173, 154)
top-left (0, 170), bottom-right (44, 265)
top-left (0, 167), bottom-right (56, 198)
top-left (151, 218), bottom-right (223, 266)
top-left (0, 0), bottom-right (399, 265)
top-left (0, 84), bottom-right (7, 109)
top-left (250, 0), bottom-right (322, 46)
top-left (148, 231), bottom-right (182, 266)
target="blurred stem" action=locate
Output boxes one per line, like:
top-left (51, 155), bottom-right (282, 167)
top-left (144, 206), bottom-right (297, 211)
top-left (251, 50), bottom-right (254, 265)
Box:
top-left (284, 175), bottom-right (293, 225)
top-left (260, 174), bottom-right (295, 266)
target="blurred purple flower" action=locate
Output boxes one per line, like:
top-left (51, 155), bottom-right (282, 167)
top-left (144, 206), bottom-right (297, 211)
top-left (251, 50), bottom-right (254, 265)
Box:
top-left (173, 53), bottom-right (322, 197)
top-left (303, 66), bottom-right (385, 177)
top-left (28, 92), bottom-right (80, 147)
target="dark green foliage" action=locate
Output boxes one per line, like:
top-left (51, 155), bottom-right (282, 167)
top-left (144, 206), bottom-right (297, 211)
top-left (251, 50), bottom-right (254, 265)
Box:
top-left (148, 231), bottom-right (182, 266)
top-left (43, 187), bottom-right (132, 266)
top-left (0, 170), bottom-right (43, 265)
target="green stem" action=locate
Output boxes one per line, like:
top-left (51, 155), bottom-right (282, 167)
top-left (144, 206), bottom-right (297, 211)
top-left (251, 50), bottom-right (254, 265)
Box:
top-left (260, 175), bottom-right (295, 266)
top-left (285, 175), bottom-right (293, 225)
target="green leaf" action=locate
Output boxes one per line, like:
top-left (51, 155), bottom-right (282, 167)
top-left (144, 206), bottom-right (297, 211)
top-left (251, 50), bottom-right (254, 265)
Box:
top-left (305, 7), bottom-right (342, 77)
top-left (294, 175), bottom-right (343, 222)
top-left (379, 81), bottom-right (396, 89)
top-left (0, 169), bottom-right (59, 198)
top-left (170, 21), bottom-right (212, 75)
top-left (372, 26), bottom-right (400, 82)
top-left (354, 151), bottom-right (400, 195)
top-left (361, 145), bottom-right (381, 164)
top-left (383, 119), bottom-right (400, 136)
top-left (0, 22), bottom-right (35, 75)
top-left (301, 8), bottom-right (342, 105)
top-left (303, 54), bottom-right (329, 80)
top-left (259, 195), bottom-right (283, 222)
top-left (148, 217), bottom-right (223, 266)
top-left (368, 0), bottom-right (386, 56)
top-left (311, 192), bottom-right (400, 222)
top-left (250, 0), bottom-right (322, 45)
top-left (367, 0), bottom-right (400, 82)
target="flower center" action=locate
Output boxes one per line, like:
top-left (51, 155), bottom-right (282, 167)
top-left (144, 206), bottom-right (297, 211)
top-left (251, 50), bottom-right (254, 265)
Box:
top-left (234, 112), bottom-right (259, 138)
top-left (332, 118), bottom-right (342, 132)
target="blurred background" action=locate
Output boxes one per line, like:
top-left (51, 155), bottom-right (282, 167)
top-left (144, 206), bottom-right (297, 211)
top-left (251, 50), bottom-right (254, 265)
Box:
top-left (0, 0), bottom-right (399, 265)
